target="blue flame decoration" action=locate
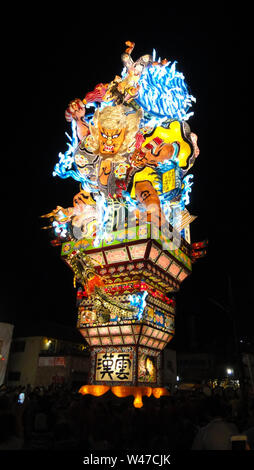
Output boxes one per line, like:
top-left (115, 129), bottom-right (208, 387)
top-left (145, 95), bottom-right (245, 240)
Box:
top-left (136, 57), bottom-right (196, 124)
top-left (53, 120), bottom-right (98, 192)
top-left (180, 174), bottom-right (194, 208)
top-left (129, 291), bottom-right (148, 320)
top-left (122, 191), bottom-right (146, 212)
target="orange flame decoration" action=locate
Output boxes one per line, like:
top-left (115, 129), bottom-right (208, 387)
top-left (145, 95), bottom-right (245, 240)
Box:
top-left (86, 274), bottom-right (105, 295)
top-left (79, 385), bottom-right (170, 408)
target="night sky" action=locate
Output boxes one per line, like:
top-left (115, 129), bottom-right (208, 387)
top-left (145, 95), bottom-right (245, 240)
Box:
top-left (1, 7), bottom-right (252, 352)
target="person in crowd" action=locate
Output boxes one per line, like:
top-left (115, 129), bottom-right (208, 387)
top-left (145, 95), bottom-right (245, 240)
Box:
top-left (191, 396), bottom-right (239, 450)
top-left (0, 382), bottom-right (253, 451)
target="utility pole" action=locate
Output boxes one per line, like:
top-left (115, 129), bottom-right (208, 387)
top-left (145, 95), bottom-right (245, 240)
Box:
top-left (226, 276), bottom-right (246, 399)
top-left (208, 275), bottom-right (246, 402)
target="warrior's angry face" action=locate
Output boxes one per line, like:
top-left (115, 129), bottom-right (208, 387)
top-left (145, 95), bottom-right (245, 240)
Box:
top-left (98, 123), bottom-right (126, 156)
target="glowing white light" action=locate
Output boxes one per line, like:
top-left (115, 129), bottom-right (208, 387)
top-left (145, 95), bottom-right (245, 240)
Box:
top-left (181, 174), bottom-right (194, 207)
top-left (93, 193), bottom-right (112, 246)
top-left (121, 66), bottom-right (127, 78)
top-left (53, 120), bottom-right (78, 176)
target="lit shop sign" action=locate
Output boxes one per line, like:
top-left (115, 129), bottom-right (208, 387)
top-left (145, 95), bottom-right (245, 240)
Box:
top-left (95, 351), bottom-right (133, 382)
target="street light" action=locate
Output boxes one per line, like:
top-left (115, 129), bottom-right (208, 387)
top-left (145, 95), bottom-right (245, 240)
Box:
top-left (208, 275), bottom-right (246, 400)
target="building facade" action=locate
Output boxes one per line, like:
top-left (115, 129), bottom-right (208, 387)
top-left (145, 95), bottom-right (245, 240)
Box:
top-left (0, 322), bottom-right (14, 385)
top-left (6, 324), bottom-right (90, 388)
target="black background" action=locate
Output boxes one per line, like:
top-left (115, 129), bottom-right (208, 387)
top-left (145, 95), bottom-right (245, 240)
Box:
top-left (1, 4), bottom-right (252, 353)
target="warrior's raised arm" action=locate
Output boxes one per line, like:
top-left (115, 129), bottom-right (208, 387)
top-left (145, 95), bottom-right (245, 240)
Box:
top-left (65, 98), bottom-right (89, 140)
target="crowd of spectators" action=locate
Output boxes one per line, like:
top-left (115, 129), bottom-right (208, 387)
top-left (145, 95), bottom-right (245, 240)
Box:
top-left (0, 383), bottom-right (254, 451)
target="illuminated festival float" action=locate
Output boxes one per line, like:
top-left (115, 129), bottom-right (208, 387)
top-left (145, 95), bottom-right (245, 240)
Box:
top-left (42, 42), bottom-right (206, 407)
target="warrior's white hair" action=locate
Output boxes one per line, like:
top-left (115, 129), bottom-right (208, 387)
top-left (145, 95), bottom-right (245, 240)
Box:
top-left (88, 105), bottom-right (143, 161)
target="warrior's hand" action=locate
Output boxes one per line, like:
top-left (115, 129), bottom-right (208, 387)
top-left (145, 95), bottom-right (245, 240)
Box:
top-left (125, 40), bottom-right (135, 55)
top-left (65, 98), bottom-right (89, 139)
top-left (65, 98), bottom-right (86, 122)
